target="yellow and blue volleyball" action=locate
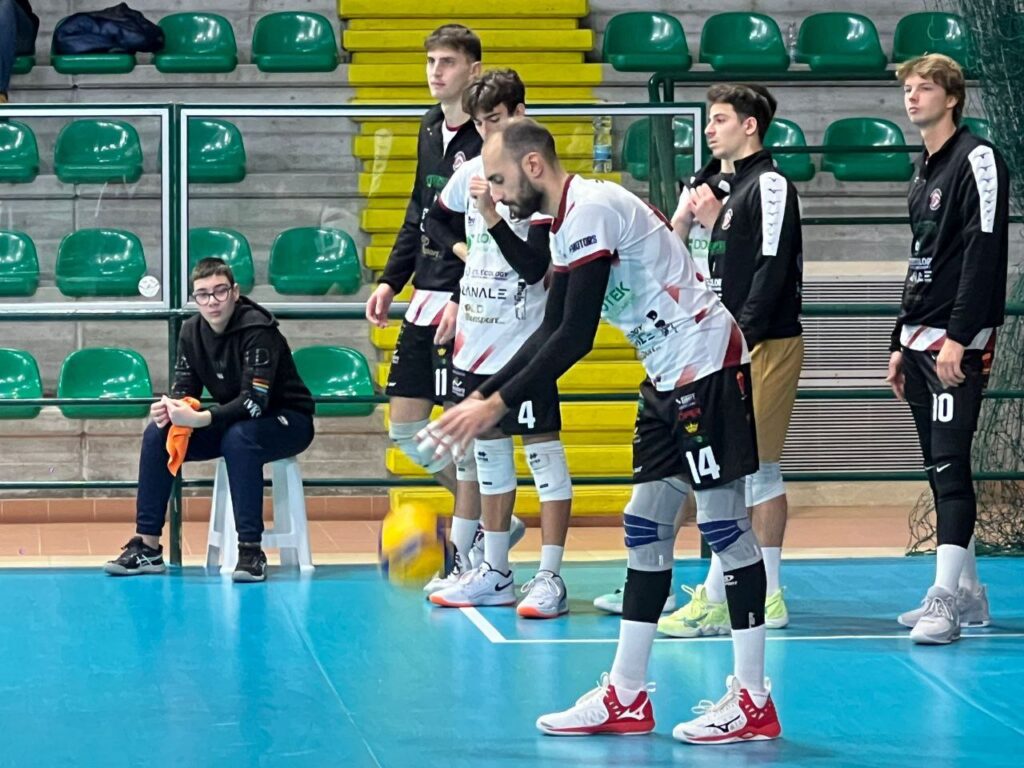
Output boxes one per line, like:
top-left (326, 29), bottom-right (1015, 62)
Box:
top-left (378, 502), bottom-right (446, 587)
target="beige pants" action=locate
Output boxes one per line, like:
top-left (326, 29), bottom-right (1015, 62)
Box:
top-left (750, 335), bottom-right (804, 462)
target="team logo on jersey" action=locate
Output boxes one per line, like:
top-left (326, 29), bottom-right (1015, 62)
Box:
top-left (721, 209), bottom-right (734, 230)
top-left (453, 151), bottom-right (467, 169)
top-left (683, 421), bottom-right (700, 435)
top-left (678, 406), bottom-right (702, 422)
top-left (569, 235), bottom-right (598, 254)
top-left (929, 188), bottom-right (943, 211)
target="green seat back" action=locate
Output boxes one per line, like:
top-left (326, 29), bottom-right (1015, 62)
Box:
top-left (54, 120), bottom-right (143, 184)
top-left (795, 13), bottom-right (887, 73)
top-left (822, 118), bottom-right (914, 182)
top-left (51, 21), bottom-right (135, 74)
top-left (252, 12), bottom-right (339, 73)
top-left (700, 12), bottom-right (789, 72)
top-left (602, 12), bottom-right (691, 72)
top-left (0, 231), bottom-right (40, 297)
top-left (0, 349), bottom-right (43, 420)
top-left (621, 118), bottom-right (651, 181)
top-left (58, 348), bottom-right (152, 419)
top-left (962, 117), bottom-right (991, 142)
top-left (187, 119), bottom-right (246, 183)
top-left (12, 55), bottom-right (35, 75)
top-left (155, 13), bottom-right (238, 73)
top-left (269, 227), bottom-right (361, 296)
top-left (56, 229), bottom-right (147, 297)
top-left (892, 12), bottom-right (971, 72)
top-left (673, 118), bottom-right (695, 181)
top-left (0, 121), bottom-right (39, 183)
top-left (188, 228), bottom-right (255, 293)
top-left (764, 118), bottom-right (816, 182)
top-left (293, 346), bottom-right (375, 417)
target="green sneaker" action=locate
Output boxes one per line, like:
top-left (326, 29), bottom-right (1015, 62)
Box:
top-left (657, 584), bottom-right (730, 638)
top-left (765, 588), bottom-right (789, 629)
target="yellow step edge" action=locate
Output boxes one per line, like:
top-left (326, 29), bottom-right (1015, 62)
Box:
top-left (349, 86), bottom-right (595, 103)
top-left (358, 120), bottom-right (597, 136)
top-left (370, 321), bottom-right (629, 350)
top-left (348, 63), bottom-right (602, 87)
top-left (346, 18), bottom-right (580, 31)
top-left (353, 132), bottom-right (595, 160)
top-left (370, 233), bottom-right (397, 247)
top-left (381, 402), bottom-right (637, 430)
top-left (343, 30), bottom-right (594, 53)
top-left (387, 445), bottom-right (631, 476)
top-left (352, 52), bottom-right (582, 63)
top-left (365, 197), bottom-right (409, 210)
top-left (377, 360), bottom-right (644, 393)
top-left (388, 486), bottom-right (629, 517)
top-left (339, 0), bottom-right (589, 19)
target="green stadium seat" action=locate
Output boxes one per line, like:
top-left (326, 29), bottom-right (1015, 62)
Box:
top-left (269, 227), bottom-right (361, 296)
top-left (51, 21), bottom-right (135, 74)
top-left (765, 118), bottom-right (816, 182)
top-left (155, 13), bottom-right (238, 73)
top-left (0, 349), bottom-right (43, 420)
top-left (962, 117), bottom-right (991, 142)
top-left (54, 120), bottom-right (143, 184)
top-left (56, 229), bottom-right (147, 297)
top-left (622, 117), bottom-right (696, 182)
top-left (57, 348), bottom-right (151, 420)
top-left (12, 55), bottom-right (35, 75)
top-left (252, 12), bottom-right (340, 73)
top-left (0, 121), bottom-right (39, 183)
top-left (673, 118), bottom-right (695, 181)
top-left (188, 228), bottom-right (255, 293)
top-left (0, 231), bottom-right (39, 297)
top-left (602, 12), bottom-right (691, 72)
top-left (821, 118), bottom-right (914, 182)
top-left (892, 12), bottom-right (971, 71)
top-left (293, 346), bottom-right (375, 417)
top-left (187, 119), bottom-right (246, 183)
top-left (795, 13), bottom-right (887, 73)
top-left (699, 12), bottom-right (789, 72)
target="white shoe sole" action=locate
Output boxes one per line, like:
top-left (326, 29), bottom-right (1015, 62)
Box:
top-left (674, 731), bottom-right (780, 744)
top-left (232, 571), bottom-right (266, 583)
top-left (910, 629), bottom-right (961, 645)
top-left (899, 615), bottom-right (990, 629)
top-left (658, 624), bottom-right (730, 639)
top-left (766, 615), bottom-right (789, 629)
top-left (103, 563), bottom-right (166, 576)
top-left (518, 604), bottom-right (570, 620)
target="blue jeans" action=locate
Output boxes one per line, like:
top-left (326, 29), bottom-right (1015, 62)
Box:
top-left (135, 410), bottom-right (315, 543)
top-left (0, 0), bottom-right (37, 95)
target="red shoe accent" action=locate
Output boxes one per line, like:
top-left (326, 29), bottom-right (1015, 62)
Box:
top-left (540, 686), bottom-right (655, 736)
top-left (686, 689), bottom-right (781, 743)
top-left (516, 604), bottom-right (570, 620)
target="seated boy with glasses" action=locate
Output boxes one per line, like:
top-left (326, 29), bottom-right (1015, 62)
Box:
top-left (104, 258), bottom-right (315, 582)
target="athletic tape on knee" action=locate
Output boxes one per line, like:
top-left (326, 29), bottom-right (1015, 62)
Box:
top-left (389, 419), bottom-right (453, 475)
top-left (526, 440), bottom-right (572, 502)
top-left (455, 448), bottom-right (477, 482)
top-left (475, 437), bottom-right (516, 496)
top-left (696, 480), bottom-right (762, 571)
top-left (624, 478), bottom-right (688, 571)
top-left (747, 462), bottom-right (785, 507)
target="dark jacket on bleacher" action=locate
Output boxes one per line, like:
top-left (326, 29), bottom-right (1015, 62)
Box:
top-left (377, 104), bottom-right (483, 296)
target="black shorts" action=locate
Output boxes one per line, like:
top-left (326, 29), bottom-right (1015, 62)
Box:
top-left (633, 364), bottom-right (758, 488)
top-left (384, 321), bottom-right (454, 404)
top-left (902, 347), bottom-right (990, 435)
top-left (451, 367), bottom-right (561, 436)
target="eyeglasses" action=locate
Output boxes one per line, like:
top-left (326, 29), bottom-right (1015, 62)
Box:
top-left (192, 284), bottom-right (234, 305)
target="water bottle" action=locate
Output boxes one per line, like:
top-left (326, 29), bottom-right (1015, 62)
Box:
top-left (592, 115), bottom-right (613, 174)
top-left (786, 22), bottom-right (798, 64)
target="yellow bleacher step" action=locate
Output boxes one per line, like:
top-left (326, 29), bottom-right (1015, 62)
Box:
top-left (359, 120), bottom-right (594, 137)
top-left (362, 208), bottom-right (407, 232)
top-left (349, 86), bottom-right (595, 103)
top-left (353, 52), bottom-right (583, 64)
top-left (377, 360), bottom-right (643, 393)
top-left (346, 18), bottom-right (579, 31)
top-left (353, 132), bottom-right (594, 160)
top-left (339, 1), bottom-right (588, 18)
top-left (349, 63), bottom-right (602, 88)
top-left (381, 402), bottom-right (636, 433)
top-left (365, 197), bottom-right (408, 210)
top-left (364, 246), bottom-right (392, 267)
top-left (388, 444), bottom-right (630, 477)
top-left (343, 29), bottom-right (594, 53)
top-left (370, 320), bottom-right (628, 351)
top-left (388, 486), bottom-right (630, 518)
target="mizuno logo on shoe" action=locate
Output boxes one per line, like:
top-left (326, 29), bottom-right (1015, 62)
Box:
top-left (619, 704), bottom-right (648, 720)
top-left (709, 715), bottom-right (740, 733)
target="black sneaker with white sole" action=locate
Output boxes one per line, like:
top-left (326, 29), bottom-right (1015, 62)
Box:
top-left (232, 543), bottom-right (267, 583)
top-left (104, 536), bottom-right (167, 576)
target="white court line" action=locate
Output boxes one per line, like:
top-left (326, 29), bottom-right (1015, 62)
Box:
top-left (460, 607), bottom-right (508, 643)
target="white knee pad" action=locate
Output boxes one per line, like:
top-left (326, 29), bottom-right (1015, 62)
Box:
top-left (389, 419), bottom-right (453, 475)
top-left (526, 440), bottom-right (572, 502)
top-left (746, 462), bottom-right (785, 507)
top-left (696, 479), bottom-right (762, 572)
top-left (624, 477), bottom-right (689, 571)
top-left (475, 437), bottom-right (517, 496)
top-left (455, 448), bottom-right (478, 482)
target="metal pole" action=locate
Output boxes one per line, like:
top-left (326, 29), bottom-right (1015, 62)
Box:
top-left (167, 104), bottom-right (184, 567)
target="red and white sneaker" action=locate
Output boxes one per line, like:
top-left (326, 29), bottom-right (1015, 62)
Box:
top-left (673, 675), bottom-right (781, 744)
top-left (536, 673), bottom-right (655, 736)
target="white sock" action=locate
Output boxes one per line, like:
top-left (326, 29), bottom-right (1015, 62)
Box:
top-left (539, 544), bottom-right (564, 575)
top-left (450, 516), bottom-right (478, 566)
top-left (958, 536), bottom-right (979, 590)
top-left (934, 543), bottom-right (968, 595)
top-left (762, 547), bottom-right (782, 595)
top-left (732, 625), bottom-right (767, 706)
top-left (483, 530), bottom-right (510, 573)
top-left (704, 552), bottom-right (726, 603)
top-left (610, 619), bottom-right (657, 705)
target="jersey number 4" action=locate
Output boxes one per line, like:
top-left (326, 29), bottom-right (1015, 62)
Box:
top-left (685, 446), bottom-right (721, 485)
top-left (517, 400), bottom-right (536, 430)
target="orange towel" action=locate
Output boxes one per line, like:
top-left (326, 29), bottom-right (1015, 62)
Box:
top-left (166, 396), bottom-right (202, 475)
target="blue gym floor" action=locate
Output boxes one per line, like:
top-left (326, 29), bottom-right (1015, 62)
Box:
top-left (0, 557), bottom-right (1021, 767)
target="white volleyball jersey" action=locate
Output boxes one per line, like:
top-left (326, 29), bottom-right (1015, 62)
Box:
top-left (550, 175), bottom-right (747, 390)
top-left (439, 156), bottom-right (553, 374)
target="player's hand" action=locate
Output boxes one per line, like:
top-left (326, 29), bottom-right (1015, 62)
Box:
top-left (416, 392), bottom-right (508, 462)
top-left (163, 396), bottom-right (207, 428)
top-left (452, 242), bottom-right (469, 262)
top-left (469, 175), bottom-right (501, 227)
top-left (150, 399), bottom-right (170, 428)
top-left (434, 301), bottom-right (458, 345)
top-left (936, 339), bottom-right (966, 388)
top-left (688, 184), bottom-right (724, 231)
top-left (365, 283), bottom-right (395, 328)
top-left (886, 351), bottom-right (906, 401)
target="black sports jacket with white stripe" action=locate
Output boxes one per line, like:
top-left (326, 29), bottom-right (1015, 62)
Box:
top-left (890, 126), bottom-right (1010, 351)
top-left (706, 149), bottom-right (803, 347)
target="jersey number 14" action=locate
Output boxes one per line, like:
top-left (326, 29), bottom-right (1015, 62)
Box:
top-left (685, 446), bottom-right (721, 485)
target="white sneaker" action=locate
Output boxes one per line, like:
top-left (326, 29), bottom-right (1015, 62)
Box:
top-left (672, 675), bottom-right (781, 744)
top-left (593, 584), bottom-right (677, 615)
top-left (468, 515), bottom-right (527, 570)
top-left (429, 562), bottom-right (516, 608)
top-left (536, 673), bottom-right (655, 736)
top-left (517, 570), bottom-right (569, 619)
top-left (909, 586), bottom-right (961, 644)
top-left (898, 583), bottom-right (990, 628)
top-left (422, 550), bottom-right (471, 596)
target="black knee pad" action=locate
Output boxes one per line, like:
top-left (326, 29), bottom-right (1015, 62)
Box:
top-left (932, 456), bottom-right (976, 548)
top-left (621, 567), bottom-right (673, 624)
top-left (724, 560), bottom-right (767, 630)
